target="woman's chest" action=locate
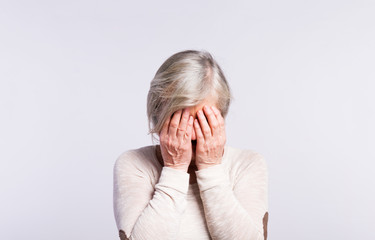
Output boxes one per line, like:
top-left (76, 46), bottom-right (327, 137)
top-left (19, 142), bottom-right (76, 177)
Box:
top-left (178, 184), bottom-right (211, 240)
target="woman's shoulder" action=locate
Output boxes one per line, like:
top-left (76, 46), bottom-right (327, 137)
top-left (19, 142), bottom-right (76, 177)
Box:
top-left (224, 146), bottom-right (268, 187)
top-left (114, 145), bottom-right (159, 171)
top-left (224, 145), bottom-right (267, 170)
top-left (116, 145), bottom-right (155, 159)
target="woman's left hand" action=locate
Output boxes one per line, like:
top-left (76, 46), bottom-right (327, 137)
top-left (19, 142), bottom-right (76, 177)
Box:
top-left (194, 105), bottom-right (226, 170)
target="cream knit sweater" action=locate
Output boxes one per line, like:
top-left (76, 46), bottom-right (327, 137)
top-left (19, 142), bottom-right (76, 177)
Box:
top-left (113, 145), bottom-right (269, 240)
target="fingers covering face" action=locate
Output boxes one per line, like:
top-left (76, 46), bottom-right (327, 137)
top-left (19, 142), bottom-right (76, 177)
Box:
top-left (203, 106), bottom-right (220, 135)
top-left (185, 116), bottom-right (194, 138)
top-left (177, 109), bottom-right (190, 138)
top-left (169, 110), bottom-right (182, 136)
top-left (211, 106), bottom-right (224, 126)
top-left (194, 119), bottom-right (204, 141)
top-left (161, 109), bottom-right (194, 139)
top-left (195, 105), bottom-right (224, 139)
top-left (160, 106), bottom-right (224, 140)
top-left (197, 111), bottom-right (209, 138)
top-left (160, 114), bottom-right (171, 137)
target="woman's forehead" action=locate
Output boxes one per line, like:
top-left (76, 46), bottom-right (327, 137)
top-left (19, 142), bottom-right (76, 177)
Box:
top-left (187, 96), bottom-right (218, 117)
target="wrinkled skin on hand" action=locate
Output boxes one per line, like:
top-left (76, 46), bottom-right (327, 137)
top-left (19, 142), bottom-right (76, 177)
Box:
top-left (159, 105), bottom-right (226, 172)
top-left (159, 109), bottom-right (194, 172)
top-left (193, 106), bottom-right (226, 170)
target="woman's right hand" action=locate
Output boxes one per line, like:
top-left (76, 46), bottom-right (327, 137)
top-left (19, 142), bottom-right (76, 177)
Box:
top-left (159, 109), bottom-right (194, 172)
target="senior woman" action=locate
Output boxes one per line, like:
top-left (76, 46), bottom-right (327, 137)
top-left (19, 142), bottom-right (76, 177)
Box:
top-left (113, 50), bottom-right (269, 240)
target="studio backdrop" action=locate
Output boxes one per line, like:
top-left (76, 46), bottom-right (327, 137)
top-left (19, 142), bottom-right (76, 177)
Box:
top-left (1, 0), bottom-right (374, 239)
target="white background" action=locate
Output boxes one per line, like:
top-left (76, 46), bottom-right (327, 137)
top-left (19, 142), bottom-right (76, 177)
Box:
top-left (1, 0), bottom-right (374, 239)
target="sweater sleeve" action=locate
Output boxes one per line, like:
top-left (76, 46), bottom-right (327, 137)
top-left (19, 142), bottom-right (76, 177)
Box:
top-left (195, 154), bottom-right (269, 240)
top-left (113, 151), bottom-right (190, 240)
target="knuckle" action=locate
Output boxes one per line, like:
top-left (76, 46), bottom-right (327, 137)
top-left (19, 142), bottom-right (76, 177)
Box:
top-left (203, 143), bottom-right (209, 150)
top-left (181, 144), bottom-right (189, 151)
top-left (167, 138), bottom-right (174, 146)
top-left (161, 138), bottom-right (168, 146)
top-left (170, 123), bottom-right (179, 129)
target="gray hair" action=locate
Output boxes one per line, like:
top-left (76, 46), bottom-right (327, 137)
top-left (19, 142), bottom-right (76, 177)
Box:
top-left (147, 50), bottom-right (232, 141)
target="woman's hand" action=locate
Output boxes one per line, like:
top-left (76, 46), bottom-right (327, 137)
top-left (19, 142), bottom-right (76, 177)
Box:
top-left (159, 109), bottom-right (194, 172)
top-left (194, 105), bottom-right (226, 170)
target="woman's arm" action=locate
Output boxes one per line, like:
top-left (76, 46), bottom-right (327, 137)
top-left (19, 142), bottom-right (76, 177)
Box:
top-left (193, 106), bottom-right (269, 239)
top-left (113, 151), bottom-right (190, 240)
top-left (114, 109), bottom-right (195, 239)
top-left (196, 154), bottom-right (269, 240)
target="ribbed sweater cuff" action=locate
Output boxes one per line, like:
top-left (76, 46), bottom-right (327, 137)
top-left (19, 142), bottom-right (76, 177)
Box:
top-left (195, 163), bottom-right (228, 191)
top-left (157, 167), bottom-right (190, 194)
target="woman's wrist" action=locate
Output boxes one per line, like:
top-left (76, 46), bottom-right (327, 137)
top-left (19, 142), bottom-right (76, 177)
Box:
top-left (167, 164), bottom-right (189, 172)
